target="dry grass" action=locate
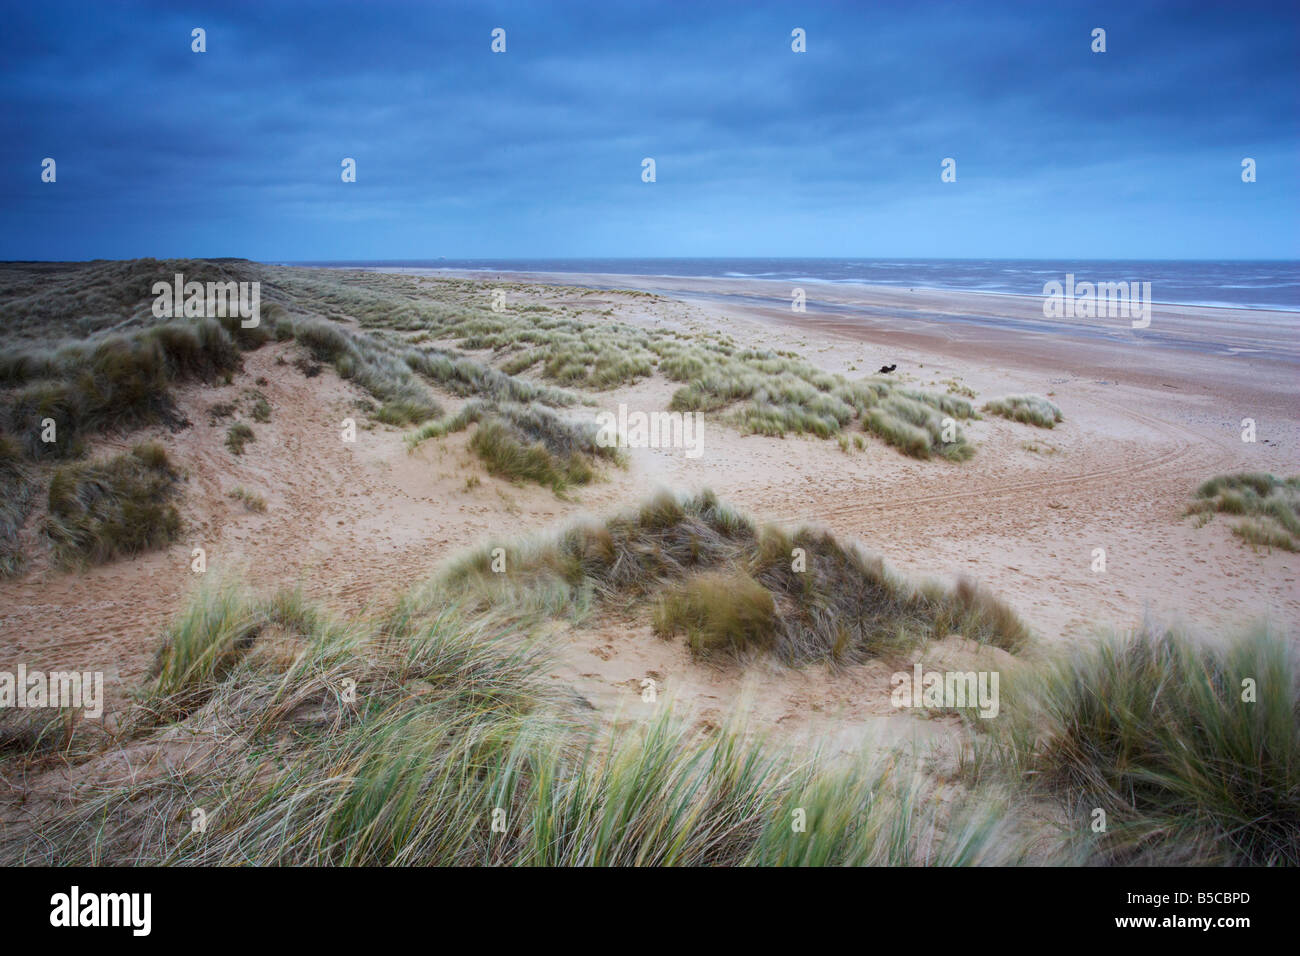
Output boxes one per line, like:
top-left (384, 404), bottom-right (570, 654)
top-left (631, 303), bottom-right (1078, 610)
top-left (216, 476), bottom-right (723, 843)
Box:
top-left (0, 435), bottom-right (36, 576)
top-left (42, 442), bottom-right (183, 567)
top-left (4, 574), bottom-right (1033, 867)
top-left (225, 422), bottom-right (255, 455)
top-left (227, 486), bottom-right (267, 512)
top-left (653, 569), bottom-right (778, 656)
top-left (439, 489), bottom-right (1029, 662)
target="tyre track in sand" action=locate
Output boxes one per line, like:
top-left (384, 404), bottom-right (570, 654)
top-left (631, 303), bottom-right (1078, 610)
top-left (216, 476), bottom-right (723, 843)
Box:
top-left (775, 393), bottom-right (1227, 529)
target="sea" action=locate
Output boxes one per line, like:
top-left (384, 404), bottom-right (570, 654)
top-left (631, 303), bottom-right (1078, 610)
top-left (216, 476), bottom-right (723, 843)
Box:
top-left (285, 258), bottom-right (1300, 313)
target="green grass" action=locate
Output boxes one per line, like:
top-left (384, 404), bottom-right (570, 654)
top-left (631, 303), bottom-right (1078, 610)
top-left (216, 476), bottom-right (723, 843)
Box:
top-left (246, 390), bottom-right (272, 423)
top-left (402, 346), bottom-right (577, 407)
top-left (864, 393), bottom-right (976, 461)
top-left (942, 378), bottom-right (977, 399)
top-left (2, 263), bottom-right (985, 462)
top-left (225, 422), bottom-right (255, 455)
top-left (1186, 472), bottom-right (1300, 552)
top-left (274, 316), bottom-right (296, 341)
top-left (410, 400), bottom-right (621, 494)
top-left (42, 442), bottom-right (183, 567)
top-left (2, 319), bottom-right (245, 460)
top-left (1000, 624), bottom-right (1299, 865)
top-left (439, 489), bottom-right (1029, 661)
top-left (0, 435), bottom-right (36, 576)
top-left (663, 350), bottom-right (976, 458)
top-left (470, 421), bottom-right (583, 492)
top-left (0, 707), bottom-right (78, 764)
top-left (8, 264), bottom-right (1290, 867)
top-left (405, 400), bottom-right (490, 446)
top-left (0, 258), bottom-right (275, 343)
top-left (0, 271), bottom-right (265, 572)
top-left (13, 579), bottom-right (1031, 866)
top-left (257, 267), bottom-right (979, 460)
top-left (292, 315), bottom-right (580, 428)
top-left (982, 395), bottom-right (1063, 429)
top-left (653, 569), bottom-right (778, 656)
top-left (6, 492), bottom-right (1291, 868)
top-left (147, 579), bottom-right (264, 705)
top-left (294, 320), bottom-right (444, 425)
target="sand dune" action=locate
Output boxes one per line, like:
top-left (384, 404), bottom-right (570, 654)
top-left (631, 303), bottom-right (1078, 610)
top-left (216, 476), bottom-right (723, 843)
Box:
top-left (2, 270), bottom-right (1295, 730)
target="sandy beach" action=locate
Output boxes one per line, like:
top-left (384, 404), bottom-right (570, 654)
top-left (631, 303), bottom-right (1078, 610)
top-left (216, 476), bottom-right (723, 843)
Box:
top-left (3, 268), bottom-right (1296, 742)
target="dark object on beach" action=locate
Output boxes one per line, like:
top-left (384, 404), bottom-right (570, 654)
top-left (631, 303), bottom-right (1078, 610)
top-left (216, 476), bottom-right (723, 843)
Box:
top-left (293, 356), bottom-right (322, 378)
top-left (877, 364), bottom-right (897, 374)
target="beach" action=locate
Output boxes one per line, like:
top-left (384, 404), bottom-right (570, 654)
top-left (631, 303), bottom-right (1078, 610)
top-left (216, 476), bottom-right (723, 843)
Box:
top-left (2, 267), bottom-right (1296, 734)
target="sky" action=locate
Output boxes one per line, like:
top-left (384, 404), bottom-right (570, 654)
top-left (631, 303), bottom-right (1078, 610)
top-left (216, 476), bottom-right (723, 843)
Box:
top-left (1, 0), bottom-right (1297, 261)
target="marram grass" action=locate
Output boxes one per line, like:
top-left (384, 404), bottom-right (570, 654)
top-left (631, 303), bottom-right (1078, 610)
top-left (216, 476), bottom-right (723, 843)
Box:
top-left (438, 489), bottom-right (1030, 662)
top-left (11, 578), bottom-right (1033, 866)
top-left (982, 395), bottom-right (1063, 429)
top-left (995, 623), bottom-right (1299, 865)
top-left (42, 442), bottom-right (182, 568)
top-left (1187, 472), bottom-right (1300, 552)
top-left (4, 516), bottom-right (1292, 867)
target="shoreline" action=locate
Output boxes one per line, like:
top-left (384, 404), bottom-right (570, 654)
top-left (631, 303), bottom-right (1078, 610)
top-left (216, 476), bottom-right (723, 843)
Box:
top-left (362, 265), bottom-right (1300, 329)
top-left (293, 262), bottom-right (1300, 316)
top-left (354, 267), bottom-right (1300, 406)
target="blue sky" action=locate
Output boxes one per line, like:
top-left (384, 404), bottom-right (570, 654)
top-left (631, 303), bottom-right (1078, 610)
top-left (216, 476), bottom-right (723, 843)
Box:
top-left (1, 0), bottom-right (1296, 260)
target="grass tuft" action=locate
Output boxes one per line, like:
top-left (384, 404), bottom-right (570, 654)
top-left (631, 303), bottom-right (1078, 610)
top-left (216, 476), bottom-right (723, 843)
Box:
top-left (0, 435), bottom-right (36, 576)
top-left (653, 569), bottom-right (778, 657)
top-left (147, 580), bottom-right (263, 708)
top-left (982, 395), bottom-right (1063, 429)
top-left (225, 422), bottom-right (255, 455)
top-left (440, 490), bottom-right (1028, 662)
top-left (411, 401), bottom-right (620, 494)
top-left (3, 320), bottom-right (244, 459)
top-left (1005, 625), bottom-right (1299, 865)
top-left (42, 442), bottom-right (182, 567)
top-left (1187, 473), bottom-right (1299, 552)
top-left (227, 486), bottom-right (267, 512)
top-left (17, 578), bottom-right (1029, 867)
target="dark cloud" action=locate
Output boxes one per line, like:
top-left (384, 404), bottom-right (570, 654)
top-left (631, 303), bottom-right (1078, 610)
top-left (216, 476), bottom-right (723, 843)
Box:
top-left (1, 0), bottom-right (1295, 259)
